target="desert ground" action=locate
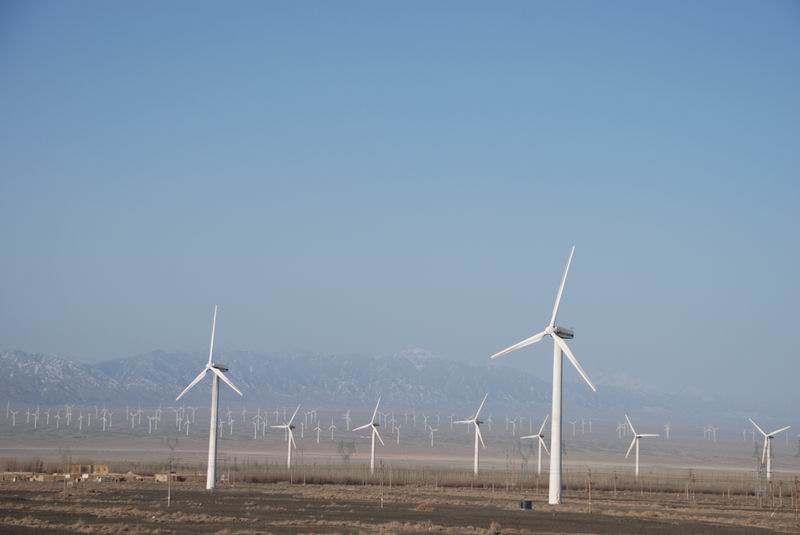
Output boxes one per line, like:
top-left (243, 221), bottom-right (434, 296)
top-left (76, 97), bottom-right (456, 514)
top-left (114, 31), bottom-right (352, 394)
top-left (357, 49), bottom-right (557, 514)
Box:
top-left (2, 409), bottom-right (799, 533)
top-left (1, 478), bottom-right (799, 535)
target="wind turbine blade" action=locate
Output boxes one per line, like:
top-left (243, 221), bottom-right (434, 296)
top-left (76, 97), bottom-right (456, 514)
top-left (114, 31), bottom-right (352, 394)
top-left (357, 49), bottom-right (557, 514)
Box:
top-left (762, 437), bottom-right (767, 464)
top-left (374, 427), bottom-right (384, 446)
top-left (553, 335), bottom-right (596, 392)
top-left (625, 414), bottom-right (637, 436)
top-left (520, 434), bottom-right (536, 439)
top-left (210, 367), bottom-right (243, 396)
top-left (476, 425), bottom-right (485, 448)
top-left (768, 426), bottom-right (791, 437)
top-left (625, 437), bottom-right (637, 458)
top-left (474, 393), bottom-right (488, 419)
top-left (289, 404), bottom-right (301, 425)
top-left (289, 429), bottom-right (296, 449)
top-left (749, 418), bottom-right (767, 437)
top-left (639, 434), bottom-right (659, 437)
top-left (271, 424), bottom-right (287, 429)
top-left (538, 414), bottom-right (549, 435)
top-left (352, 423), bottom-right (372, 432)
top-left (371, 398), bottom-right (381, 424)
top-left (207, 305), bottom-right (218, 365)
top-left (549, 245), bottom-right (575, 327)
top-left (453, 419), bottom-right (472, 425)
top-left (176, 369), bottom-right (208, 401)
top-left (490, 332), bottom-right (546, 360)
top-left (539, 436), bottom-right (550, 455)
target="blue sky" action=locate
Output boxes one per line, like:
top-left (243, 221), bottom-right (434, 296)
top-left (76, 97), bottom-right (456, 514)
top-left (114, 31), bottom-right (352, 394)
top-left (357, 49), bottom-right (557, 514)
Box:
top-left (1, 1), bottom-right (798, 408)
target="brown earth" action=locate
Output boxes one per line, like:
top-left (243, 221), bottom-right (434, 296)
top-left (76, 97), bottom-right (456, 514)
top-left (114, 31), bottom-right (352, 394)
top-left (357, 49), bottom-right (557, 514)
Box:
top-left (0, 480), bottom-right (797, 534)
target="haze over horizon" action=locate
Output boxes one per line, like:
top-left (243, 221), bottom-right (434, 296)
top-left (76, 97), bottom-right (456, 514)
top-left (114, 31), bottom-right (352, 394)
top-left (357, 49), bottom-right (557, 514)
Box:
top-left (1, 2), bottom-right (798, 410)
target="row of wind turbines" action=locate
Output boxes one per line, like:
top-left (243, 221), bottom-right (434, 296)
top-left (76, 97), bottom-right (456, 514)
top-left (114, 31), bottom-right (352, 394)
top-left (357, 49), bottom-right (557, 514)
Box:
top-left (173, 247), bottom-right (791, 503)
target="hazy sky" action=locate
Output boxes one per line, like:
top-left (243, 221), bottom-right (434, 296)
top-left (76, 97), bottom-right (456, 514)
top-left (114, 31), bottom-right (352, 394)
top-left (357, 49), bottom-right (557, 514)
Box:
top-left (1, 2), bottom-right (798, 408)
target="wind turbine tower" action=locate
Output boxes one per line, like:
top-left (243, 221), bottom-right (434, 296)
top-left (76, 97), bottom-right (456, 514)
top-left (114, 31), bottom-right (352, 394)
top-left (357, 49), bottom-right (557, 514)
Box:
top-left (520, 414), bottom-right (550, 476)
top-left (625, 414), bottom-right (659, 478)
top-left (175, 305), bottom-right (244, 491)
top-left (272, 405), bottom-right (300, 469)
top-left (353, 398), bottom-right (384, 475)
top-left (749, 418), bottom-right (790, 481)
top-left (454, 393), bottom-right (488, 476)
top-left (490, 246), bottom-right (596, 504)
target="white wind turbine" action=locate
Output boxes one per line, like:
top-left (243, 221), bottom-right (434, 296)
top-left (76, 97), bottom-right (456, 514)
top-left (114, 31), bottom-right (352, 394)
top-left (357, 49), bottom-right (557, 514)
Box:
top-left (328, 419), bottom-right (337, 441)
top-left (352, 398), bottom-right (384, 475)
top-left (520, 414), bottom-right (549, 476)
top-left (749, 418), bottom-right (790, 481)
top-left (625, 415), bottom-right (659, 478)
top-left (272, 405), bottom-right (300, 469)
top-left (428, 425), bottom-right (438, 448)
top-left (490, 246), bottom-right (596, 504)
top-left (175, 305), bottom-right (243, 491)
top-left (454, 393), bottom-right (488, 476)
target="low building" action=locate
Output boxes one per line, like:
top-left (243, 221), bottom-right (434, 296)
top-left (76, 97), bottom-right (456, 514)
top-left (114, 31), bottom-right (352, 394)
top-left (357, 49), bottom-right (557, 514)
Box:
top-left (66, 464), bottom-right (109, 476)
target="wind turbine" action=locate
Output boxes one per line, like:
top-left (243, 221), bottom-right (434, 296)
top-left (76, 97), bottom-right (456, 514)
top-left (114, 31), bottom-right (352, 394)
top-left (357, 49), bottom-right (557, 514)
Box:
top-left (520, 414), bottom-right (549, 476)
top-left (428, 425), bottom-right (438, 448)
top-left (272, 405), bottom-right (300, 469)
top-left (454, 393), bottom-right (488, 476)
top-left (353, 398), bottom-right (384, 475)
top-left (749, 418), bottom-right (790, 481)
top-left (625, 415), bottom-right (659, 478)
top-left (328, 419), bottom-right (337, 441)
top-left (490, 246), bottom-right (596, 504)
top-left (175, 305), bottom-right (243, 491)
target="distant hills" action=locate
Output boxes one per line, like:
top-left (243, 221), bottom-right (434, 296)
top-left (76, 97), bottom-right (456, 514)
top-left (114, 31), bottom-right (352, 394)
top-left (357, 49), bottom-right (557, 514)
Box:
top-left (0, 348), bottom-right (719, 420)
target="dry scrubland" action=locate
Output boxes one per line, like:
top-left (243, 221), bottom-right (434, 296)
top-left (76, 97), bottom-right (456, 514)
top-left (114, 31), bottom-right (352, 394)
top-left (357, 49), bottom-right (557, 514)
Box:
top-left (1, 463), bottom-right (800, 534)
top-left (2, 420), bottom-right (799, 532)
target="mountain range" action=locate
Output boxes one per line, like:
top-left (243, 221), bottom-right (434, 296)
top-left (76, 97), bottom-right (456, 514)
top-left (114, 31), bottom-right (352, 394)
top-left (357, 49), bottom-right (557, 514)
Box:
top-left (0, 348), bottom-right (727, 421)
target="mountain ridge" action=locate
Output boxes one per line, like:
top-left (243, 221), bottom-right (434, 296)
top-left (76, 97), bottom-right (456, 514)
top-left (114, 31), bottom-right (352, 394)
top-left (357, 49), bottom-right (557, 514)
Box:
top-left (0, 348), bottom-right (724, 421)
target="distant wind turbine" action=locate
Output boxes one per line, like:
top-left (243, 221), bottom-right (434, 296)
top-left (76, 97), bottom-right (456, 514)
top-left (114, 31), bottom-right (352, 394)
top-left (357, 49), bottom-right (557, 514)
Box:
top-left (175, 305), bottom-right (243, 491)
top-left (272, 405), bottom-right (301, 469)
top-left (454, 393), bottom-right (488, 476)
top-left (428, 425), bottom-right (438, 448)
top-left (520, 414), bottom-right (549, 476)
top-left (328, 418), bottom-right (337, 441)
top-left (749, 418), bottom-right (790, 481)
top-left (625, 414), bottom-right (659, 478)
top-left (353, 398), bottom-right (384, 475)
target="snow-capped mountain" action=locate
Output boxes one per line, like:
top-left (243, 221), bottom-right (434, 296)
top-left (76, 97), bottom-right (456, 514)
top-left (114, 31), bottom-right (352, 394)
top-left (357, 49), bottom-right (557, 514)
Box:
top-left (0, 348), bottom-right (711, 418)
top-left (0, 350), bottom-right (120, 404)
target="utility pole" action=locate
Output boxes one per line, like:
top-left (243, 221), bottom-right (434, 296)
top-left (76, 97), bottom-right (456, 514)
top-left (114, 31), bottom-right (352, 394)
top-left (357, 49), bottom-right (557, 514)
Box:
top-left (166, 437), bottom-right (178, 507)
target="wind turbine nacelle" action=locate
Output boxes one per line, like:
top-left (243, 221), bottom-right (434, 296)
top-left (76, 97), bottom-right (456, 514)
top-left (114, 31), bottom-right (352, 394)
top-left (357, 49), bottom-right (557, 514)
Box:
top-left (289, 424), bottom-right (295, 430)
top-left (212, 363), bottom-right (229, 372)
top-left (554, 326), bottom-right (574, 339)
